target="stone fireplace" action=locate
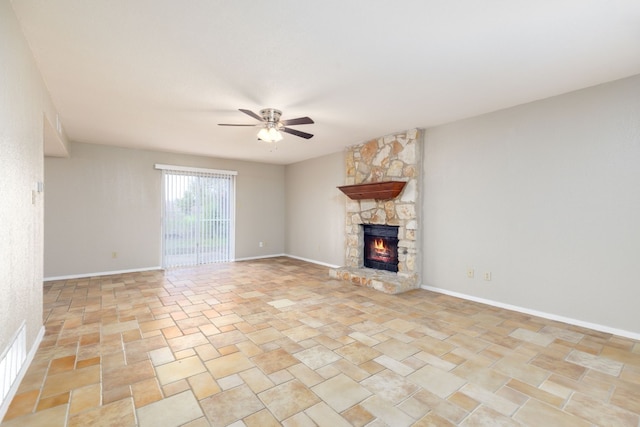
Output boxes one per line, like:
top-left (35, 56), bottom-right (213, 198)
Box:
top-left (330, 129), bottom-right (422, 294)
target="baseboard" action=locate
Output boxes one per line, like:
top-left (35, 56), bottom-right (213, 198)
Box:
top-left (421, 285), bottom-right (640, 341)
top-left (284, 254), bottom-right (341, 269)
top-left (42, 256), bottom-right (339, 280)
top-left (234, 254), bottom-right (287, 262)
top-left (44, 266), bottom-right (162, 282)
top-left (234, 254), bottom-right (340, 269)
top-left (0, 325), bottom-right (45, 423)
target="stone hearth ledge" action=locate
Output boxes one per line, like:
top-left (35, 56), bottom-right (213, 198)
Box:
top-left (329, 267), bottom-right (419, 294)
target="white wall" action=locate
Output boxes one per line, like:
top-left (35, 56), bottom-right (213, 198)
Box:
top-left (44, 142), bottom-right (285, 278)
top-left (285, 151), bottom-right (345, 267)
top-left (0, 0), bottom-right (63, 408)
top-left (424, 74), bottom-right (640, 335)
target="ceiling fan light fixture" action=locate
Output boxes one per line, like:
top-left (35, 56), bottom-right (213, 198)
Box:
top-left (257, 126), bottom-right (283, 143)
top-left (257, 127), bottom-right (270, 141)
top-left (257, 121), bottom-right (283, 143)
top-left (269, 127), bottom-right (283, 142)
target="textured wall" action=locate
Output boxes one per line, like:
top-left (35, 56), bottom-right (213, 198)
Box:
top-left (284, 151), bottom-right (345, 266)
top-left (424, 75), bottom-right (640, 334)
top-left (0, 0), bottom-right (60, 359)
top-left (44, 142), bottom-right (286, 278)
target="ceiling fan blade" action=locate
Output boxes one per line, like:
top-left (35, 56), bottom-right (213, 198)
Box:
top-left (239, 109), bottom-right (264, 122)
top-left (280, 116), bottom-right (314, 126)
top-left (282, 127), bottom-right (314, 139)
top-left (218, 123), bottom-right (257, 126)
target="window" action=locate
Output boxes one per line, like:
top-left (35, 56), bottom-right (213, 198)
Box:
top-left (156, 164), bottom-right (236, 268)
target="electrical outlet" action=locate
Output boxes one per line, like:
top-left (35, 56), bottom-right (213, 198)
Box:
top-left (466, 268), bottom-right (474, 278)
top-left (484, 272), bottom-right (491, 281)
top-left (259, 241), bottom-right (264, 248)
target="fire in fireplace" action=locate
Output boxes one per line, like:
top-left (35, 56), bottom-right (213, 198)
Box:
top-left (363, 224), bottom-right (399, 272)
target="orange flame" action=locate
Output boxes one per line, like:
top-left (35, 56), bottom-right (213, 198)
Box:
top-left (373, 238), bottom-right (386, 251)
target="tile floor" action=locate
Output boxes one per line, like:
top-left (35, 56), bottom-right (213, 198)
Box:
top-left (2, 257), bottom-right (640, 426)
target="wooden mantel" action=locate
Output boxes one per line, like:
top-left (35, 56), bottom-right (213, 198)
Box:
top-left (337, 181), bottom-right (406, 200)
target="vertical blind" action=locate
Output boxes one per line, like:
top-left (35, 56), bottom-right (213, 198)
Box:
top-left (156, 164), bottom-right (236, 268)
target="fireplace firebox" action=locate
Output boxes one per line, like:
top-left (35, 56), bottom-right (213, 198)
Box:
top-left (363, 224), bottom-right (399, 272)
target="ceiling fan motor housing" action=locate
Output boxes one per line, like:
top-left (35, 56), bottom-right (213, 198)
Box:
top-left (260, 108), bottom-right (282, 123)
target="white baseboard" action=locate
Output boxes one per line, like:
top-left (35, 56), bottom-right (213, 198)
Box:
top-left (43, 256), bottom-right (340, 281)
top-left (234, 254), bottom-right (287, 262)
top-left (421, 285), bottom-right (640, 341)
top-left (0, 325), bottom-right (45, 423)
top-left (235, 254), bottom-right (340, 269)
top-left (44, 266), bottom-right (162, 282)
top-left (284, 254), bottom-right (341, 269)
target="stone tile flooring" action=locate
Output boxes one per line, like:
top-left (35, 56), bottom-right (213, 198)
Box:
top-left (2, 257), bottom-right (640, 426)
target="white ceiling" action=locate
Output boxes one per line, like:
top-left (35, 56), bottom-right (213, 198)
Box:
top-left (11, 0), bottom-right (640, 165)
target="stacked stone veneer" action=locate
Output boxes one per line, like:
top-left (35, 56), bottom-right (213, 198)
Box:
top-left (330, 129), bottom-right (422, 294)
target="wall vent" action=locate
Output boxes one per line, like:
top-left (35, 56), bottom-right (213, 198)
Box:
top-left (0, 323), bottom-right (26, 408)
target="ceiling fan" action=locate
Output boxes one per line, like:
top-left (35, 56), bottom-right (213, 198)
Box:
top-left (218, 108), bottom-right (314, 142)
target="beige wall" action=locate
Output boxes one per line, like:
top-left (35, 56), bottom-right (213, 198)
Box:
top-left (423, 74), bottom-right (640, 335)
top-left (0, 0), bottom-right (62, 380)
top-left (44, 142), bottom-right (285, 278)
top-left (285, 152), bottom-right (345, 267)
top-left (284, 75), bottom-right (640, 336)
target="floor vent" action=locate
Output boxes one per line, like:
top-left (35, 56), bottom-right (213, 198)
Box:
top-left (0, 323), bottom-right (26, 408)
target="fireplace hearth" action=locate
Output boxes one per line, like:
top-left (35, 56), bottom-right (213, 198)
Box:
top-left (363, 224), bottom-right (399, 272)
